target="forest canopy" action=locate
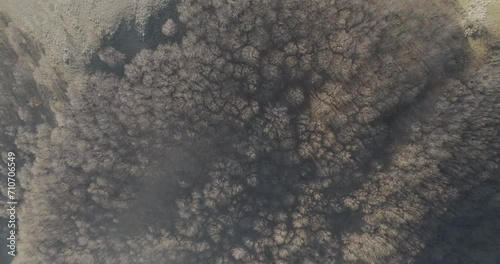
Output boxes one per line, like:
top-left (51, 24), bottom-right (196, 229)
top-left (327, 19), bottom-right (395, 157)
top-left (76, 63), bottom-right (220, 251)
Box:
top-left (0, 0), bottom-right (499, 263)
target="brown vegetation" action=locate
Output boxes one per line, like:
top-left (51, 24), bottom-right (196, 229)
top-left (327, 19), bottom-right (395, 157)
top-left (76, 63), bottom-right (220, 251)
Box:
top-left (0, 0), bottom-right (498, 264)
